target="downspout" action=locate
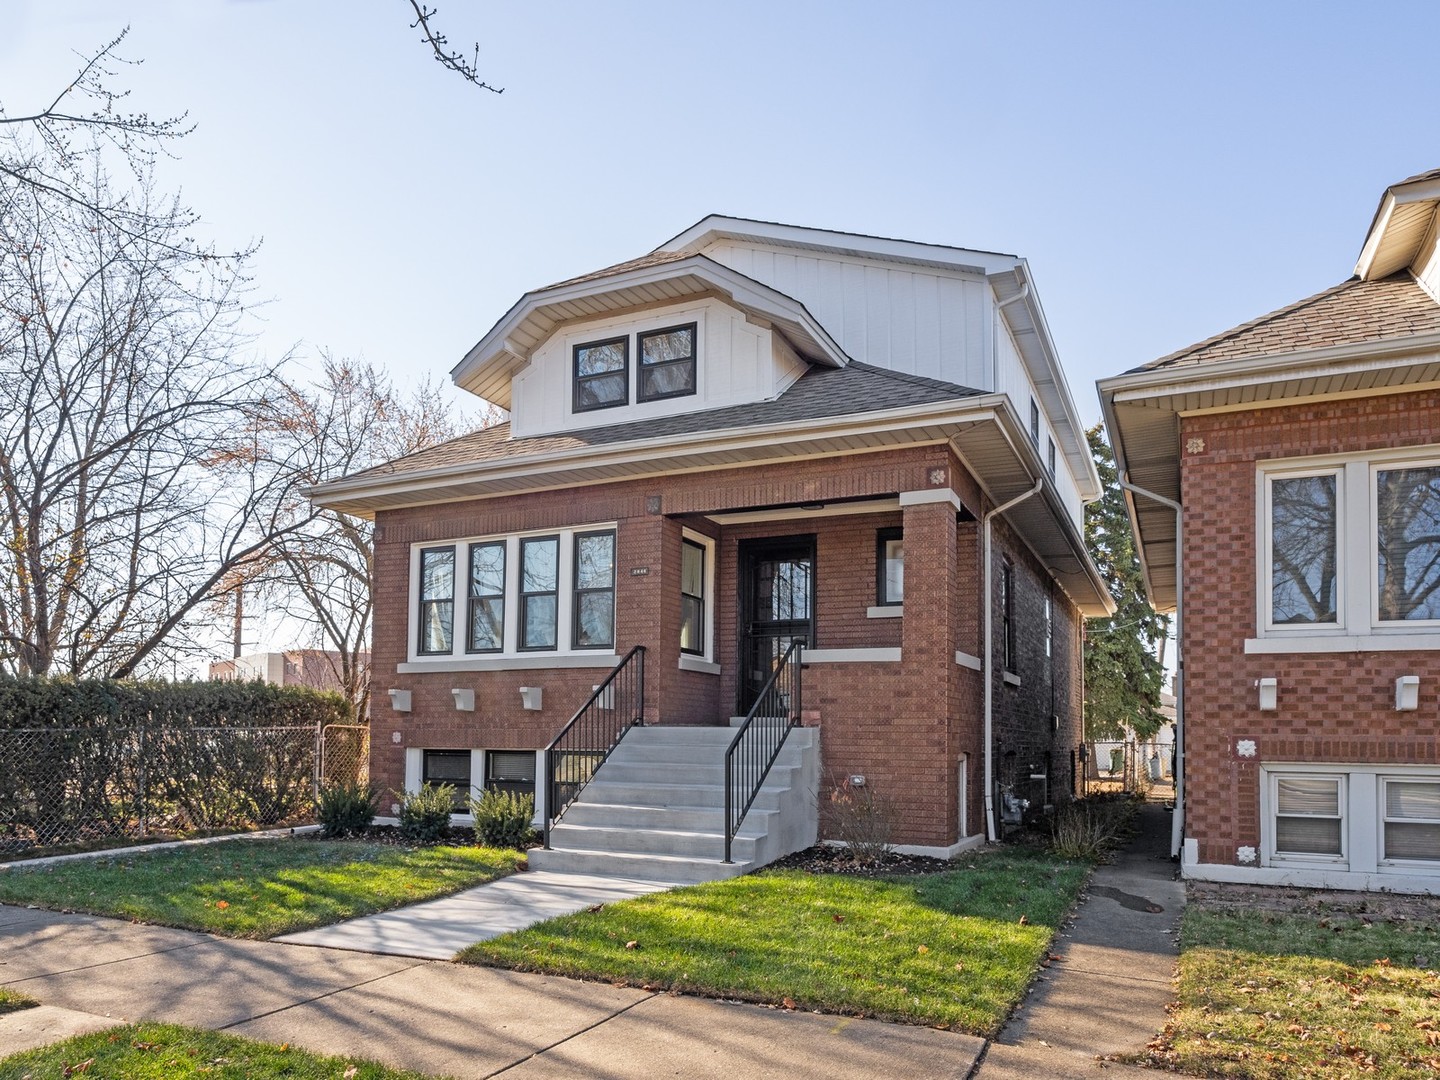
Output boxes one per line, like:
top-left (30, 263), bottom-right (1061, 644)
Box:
top-left (983, 477), bottom-right (1044, 842)
top-left (1118, 477), bottom-right (1184, 860)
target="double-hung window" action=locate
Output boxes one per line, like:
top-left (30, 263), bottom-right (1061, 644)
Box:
top-left (1381, 778), bottom-right (1440, 864)
top-left (1258, 451), bottom-right (1440, 645)
top-left (1000, 561), bottom-right (1016, 673)
top-left (574, 337), bottom-right (629, 412)
top-left (573, 530), bottom-right (616, 649)
top-left (418, 547), bottom-right (455, 655)
top-left (1271, 774), bottom-right (1345, 861)
top-left (467, 541), bottom-right (506, 652)
top-left (422, 749), bottom-right (471, 811)
top-left (638, 323), bottom-right (696, 402)
top-left (876, 528), bottom-right (904, 606)
top-left (519, 536), bottom-right (560, 650)
top-left (681, 538), bottom-right (706, 655)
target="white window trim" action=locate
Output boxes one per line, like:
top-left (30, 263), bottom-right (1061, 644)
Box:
top-left (406, 524), bottom-right (617, 668)
top-left (1260, 762), bottom-right (1440, 877)
top-left (1254, 446), bottom-right (1440, 648)
top-left (679, 527), bottom-right (716, 669)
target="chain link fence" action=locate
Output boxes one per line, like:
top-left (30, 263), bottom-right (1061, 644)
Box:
top-left (1083, 740), bottom-right (1173, 796)
top-left (0, 722), bottom-right (370, 858)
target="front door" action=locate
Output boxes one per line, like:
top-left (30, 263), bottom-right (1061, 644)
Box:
top-left (738, 536), bottom-right (815, 713)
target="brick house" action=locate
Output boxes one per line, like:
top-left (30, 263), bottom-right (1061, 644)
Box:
top-left (1099, 169), bottom-right (1440, 894)
top-left (311, 217), bottom-right (1111, 879)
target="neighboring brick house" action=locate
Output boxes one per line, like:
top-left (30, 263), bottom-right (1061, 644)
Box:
top-left (311, 216), bottom-right (1110, 875)
top-left (1099, 169), bottom-right (1440, 894)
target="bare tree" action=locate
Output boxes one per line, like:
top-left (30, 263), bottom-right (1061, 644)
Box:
top-left (406, 3), bottom-right (504, 93)
top-left (257, 358), bottom-right (493, 720)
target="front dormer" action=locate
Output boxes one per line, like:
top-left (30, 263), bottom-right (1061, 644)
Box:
top-left (508, 296), bottom-right (809, 437)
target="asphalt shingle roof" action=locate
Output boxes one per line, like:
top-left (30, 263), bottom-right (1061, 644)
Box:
top-left (345, 363), bottom-right (984, 481)
top-left (1134, 271), bottom-right (1440, 373)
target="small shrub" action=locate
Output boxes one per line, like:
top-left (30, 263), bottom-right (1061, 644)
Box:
top-left (469, 788), bottom-right (536, 849)
top-left (822, 775), bottom-right (895, 866)
top-left (1048, 796), bottom-right (1135, 859)
top-left (316, 779), bottom-right (378, 837)
top-left (397, 784), bottom-right (456, 841)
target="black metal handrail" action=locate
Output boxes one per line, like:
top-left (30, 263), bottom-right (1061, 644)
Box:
top-left (724, 641), bottom-right (802, 863)
top-left (543, 644), bottom-right (646, 848)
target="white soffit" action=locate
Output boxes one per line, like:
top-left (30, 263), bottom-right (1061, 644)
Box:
top-left (1355, 176), bottom-right (1440, 281)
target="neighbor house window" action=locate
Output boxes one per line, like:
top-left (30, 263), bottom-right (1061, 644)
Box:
top-left (1029, 399), bottom-right (1040, 448)
top-left (1381, 779), bottom-right (1440, 863)
top-left (467, 541), bottom-right (506, 652)
top-left (418, 547), bottom-right (455, 655)
top-left (876, 528), bottom-right (904, 606)
top-left (1376, 465), bottom-right (1440, 622)
top-left (681, 538), bottom-right (706, 654)
top-left (1001, 561), bottom-right (1016, 672)
top-left (422, 749), bottom-right (471, 811)
top-left (572, 530), bottom-right (616, 649)
top-left (486, 750), bottom-right (537, 799)
top-left (637, 323), bottom-right (696, 402)
top-left (1047, 437), bottom-right (1057, 477)
top-left (1258, 452), bottom-right (1440, 641)
top-left (574, 336), bottom-right (629, 412)
top-left (1266, 471), bottom-right (1340, 626)
top-left (519, 536), bottom-right (560, 650)
top-left (1272, 774), bottom-right (1344, 859)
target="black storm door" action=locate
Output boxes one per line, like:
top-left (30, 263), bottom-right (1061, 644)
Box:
top-left (738, 536), bottom-right (814, 713)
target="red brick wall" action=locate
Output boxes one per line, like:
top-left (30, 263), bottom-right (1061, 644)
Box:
top-left (1180, 390), bottom-right (1440, 865)
top-left (367, 442), bottom-right (1086, 847)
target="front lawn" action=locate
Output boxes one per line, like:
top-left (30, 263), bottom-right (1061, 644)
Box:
top-left (0, 839), bottom-right (520, 938)
top-left (460, 848), bottom-right (1088, 1035)
top-left (0, 1022), bottom-right (445, 1080)
top-left (1146, 908), bottom-right (1440, 1078)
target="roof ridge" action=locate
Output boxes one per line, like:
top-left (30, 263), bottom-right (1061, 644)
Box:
top-left (1140, 277), bottom-right (1365, 371)
top-left (540, 249), bottom-right (695, 292)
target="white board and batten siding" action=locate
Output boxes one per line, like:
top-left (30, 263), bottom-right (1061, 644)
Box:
top-left (700, 241), bottom-right (993, 391)
top-left (508, 297), bottom-right (806, 438)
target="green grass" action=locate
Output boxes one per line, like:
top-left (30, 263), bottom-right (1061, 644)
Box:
top-left (0, 1022), bottom-right (445, 1079)
top-left (0, 839), bottom-right (521, 938)
top-left (1146, 908), bottom-right (1440, 1078)
top-left (0, 988), bottom-right (37, 1016)
top-left (460, 849), bottom-right (1089, 1035)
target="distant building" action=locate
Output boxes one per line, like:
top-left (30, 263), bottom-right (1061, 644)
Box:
top-left (209, 650), bottom-right (365, 696)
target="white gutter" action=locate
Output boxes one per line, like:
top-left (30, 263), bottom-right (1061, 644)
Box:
top-left (991, 278), bottom-right (1030, 418)
top-left (1118, 477), bottom-right (1184, 860)
top-left (983, 477), bottom-right (1043, 842)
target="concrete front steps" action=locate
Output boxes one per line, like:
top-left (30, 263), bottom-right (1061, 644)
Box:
top-left (527, 724), bottom-right (819, 884)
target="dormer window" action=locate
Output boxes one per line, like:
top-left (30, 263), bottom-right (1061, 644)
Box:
top-left (574, 337), bottom-right (629, 412)
top-left (638, 323), bottom-right (697, 402)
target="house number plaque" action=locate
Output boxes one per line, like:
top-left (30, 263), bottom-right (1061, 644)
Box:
top-left (630, 567), bottom-right (650, 576)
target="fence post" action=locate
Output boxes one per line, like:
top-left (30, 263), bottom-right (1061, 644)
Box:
top-left (314, 721), bottom-right (323, 804)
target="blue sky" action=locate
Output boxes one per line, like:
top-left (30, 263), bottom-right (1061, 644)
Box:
top-left (6, 0), bottom-right (1438, 430)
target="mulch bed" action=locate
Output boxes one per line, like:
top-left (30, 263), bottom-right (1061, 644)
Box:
top-left (764, 844), bottom-right (956, 877)
top-left (297, 824), bottom-right (486, 846)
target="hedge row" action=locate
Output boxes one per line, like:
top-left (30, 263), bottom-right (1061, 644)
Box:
top-left (0, 675), bottom-right (349, 730)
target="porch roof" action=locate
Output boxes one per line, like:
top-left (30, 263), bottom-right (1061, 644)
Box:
top-left (309, 364), bottom-right (1113, 616)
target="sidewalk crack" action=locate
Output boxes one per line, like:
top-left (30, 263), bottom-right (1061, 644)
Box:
top-left (214, 962), bottom-right (425, 1031)
top-left (480, 992), bottom-right (659, 1079)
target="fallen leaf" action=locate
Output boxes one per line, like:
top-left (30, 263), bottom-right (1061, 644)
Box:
top-left (832, 914), bottom-right (845, 923)
top-left (214, 900), bottom-right (229, 910)
top-left (917, 945), bottom-right (929, 954)
top-left (1018, 915), bottom-right (1029, 926)
top-left (587, 904), bottom-right (604, 913)
top-left (625, 940), bottom-right (639, 950)
top-left (782, 997), bottom-right (796, 1010)
top-left (344, 1067), bottom-right (359, 1079)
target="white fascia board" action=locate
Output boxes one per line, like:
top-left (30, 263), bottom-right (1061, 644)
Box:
top-left (308, 395), bottom-right (1009, 509)
top-left (1355, 177), bottom-right (1440, 280)
top-left (1096, 388), bottom-right (1169, 614)
top-left (1099, 330), bottom-right (1440, 404)
top-left (991, 264), bottom-right (1103, 503)
top-left (656, 215), bottom-right (1021, 276)
top-left (450, 254), bottom-right (851, 395)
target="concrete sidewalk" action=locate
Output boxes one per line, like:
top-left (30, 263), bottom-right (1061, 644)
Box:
top-left (974, 800), bottom-right (1183, 1078)
top-left (0, 902), bottom-right (985, 1077)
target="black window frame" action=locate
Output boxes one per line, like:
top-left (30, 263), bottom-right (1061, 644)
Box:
top-left (1029, 398), bottom-right (1040, 448)
top-left (875, 527), bottom-right (904, 606)
top-left (680, 537), bottom-right (707, 656)
top-left (1047, 437), bottom-right (1056, 477)
top-left (466, 540), bottom-right (507, 654)
top-left (422, 748), bottom-right (471, 811)
top-left (518, 534), bottom-right (561, 651)
top-left (573, 335), bottom-right (629, 413)
top-left (485, 750), bottom-right (538, 799)
top-left (637, 322), bottom-right (698, 403)
top-left (1001, 561), bottom-right (1016, 673)
top-left (571, 529), bottom-right (617, 650)
top-left (417, 545), bottom-right (456, 656)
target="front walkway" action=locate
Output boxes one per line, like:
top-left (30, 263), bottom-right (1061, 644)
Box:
top-left (0, 903), bottom-right (986, 1076)
top-left (276, 870), bottom-right (678, 959)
